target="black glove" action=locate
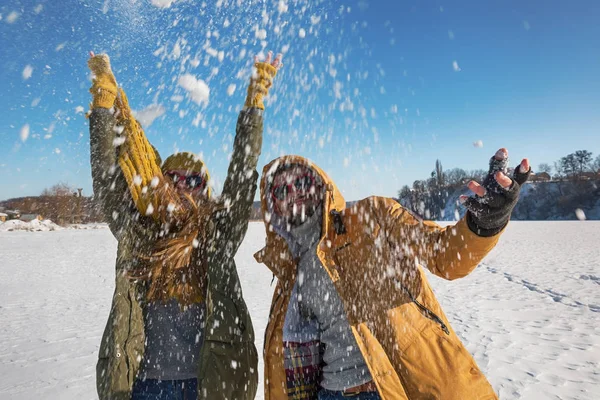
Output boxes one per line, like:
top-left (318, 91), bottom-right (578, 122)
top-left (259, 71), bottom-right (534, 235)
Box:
top-left (463, 155), bottom-right (531, 237)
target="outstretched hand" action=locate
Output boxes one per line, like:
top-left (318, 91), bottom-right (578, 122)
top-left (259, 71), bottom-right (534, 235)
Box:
top-left (460, 148), bottom-right (531, 235)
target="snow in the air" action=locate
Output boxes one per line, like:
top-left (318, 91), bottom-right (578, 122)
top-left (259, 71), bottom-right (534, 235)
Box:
top-left (0, 221), bottom-right (598, 399)
top-left (177, 74), bottom-right (210, 106)
top-left (22, 65), bottom-right (33, 80)
top-left (19, 124), bottom-right (30, 142)
top-left (134, 104), bottom-right (167, 127)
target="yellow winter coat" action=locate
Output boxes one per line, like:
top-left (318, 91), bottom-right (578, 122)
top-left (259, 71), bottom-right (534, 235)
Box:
top-left (254, 155), bottom-right (501, 400)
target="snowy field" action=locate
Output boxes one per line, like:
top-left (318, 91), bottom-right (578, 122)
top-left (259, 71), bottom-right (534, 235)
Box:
top-left (0, 221), bottom-right (599, 399)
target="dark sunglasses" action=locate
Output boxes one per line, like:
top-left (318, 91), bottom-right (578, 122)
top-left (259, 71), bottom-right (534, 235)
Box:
top-left (166, 171), bottom-right (206, 190)
top-left (271, 173), bottom-right (317, 201)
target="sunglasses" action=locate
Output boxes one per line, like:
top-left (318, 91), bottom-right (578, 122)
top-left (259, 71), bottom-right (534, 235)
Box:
top-left (166, 171), bottom-right (206, 190)
top-left (271, 173), bottom-right (317, 201)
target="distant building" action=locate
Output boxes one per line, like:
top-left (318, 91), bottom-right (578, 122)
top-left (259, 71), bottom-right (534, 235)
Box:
top-left (5, 210), bottom-right (21, 220)
top-left (580, 171), bottom-right (600, 181)
top-left (530, 172), bottom-right (551, 182)
top-left (20, 214), bottom-right (43, 222)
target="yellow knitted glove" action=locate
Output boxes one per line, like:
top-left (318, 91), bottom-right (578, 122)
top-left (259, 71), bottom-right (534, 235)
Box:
top-left (244, 62), bottom-right (278, 110)
top-left (88, 54), bottom-right (117, 109)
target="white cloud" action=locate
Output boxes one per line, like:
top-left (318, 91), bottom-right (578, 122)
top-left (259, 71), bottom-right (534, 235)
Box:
top-left (22, 65), bottom-right (33, 80)
top-left (473, 140), bottom-right (484, 148)
top-left (133, 104), bottom-right (166, 127)
top-left (178, 74), bottom-right (210, 105)
top-left (20, 124), bottom-right (30, 142)
top-left (151, 0), bottom-right (176, 8)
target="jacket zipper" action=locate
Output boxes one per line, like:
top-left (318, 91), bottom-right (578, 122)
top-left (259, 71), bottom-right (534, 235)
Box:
top-left (400, 284), bottom-right (450, 335)
top-left (263, 288), bottom-right (284, 352)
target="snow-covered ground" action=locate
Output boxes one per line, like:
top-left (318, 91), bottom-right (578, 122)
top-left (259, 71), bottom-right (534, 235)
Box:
top-left (0, 221), bottom-right (598, 399)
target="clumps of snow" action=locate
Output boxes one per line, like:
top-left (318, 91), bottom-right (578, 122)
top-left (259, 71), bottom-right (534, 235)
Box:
top-left (5, 11), bottom-right (20, 24)
top-left (473, 140), bottom-right (484, 148)
top-left (255, 28), bottom-right (267, 40)
top-left (298, 28), bottom-right (306, 38)
top-left (74, 106), bottom-right (85, 114)
top-left (226, 84), bottom-right (236, 96)
top-left (452, 60), bottom-right (461, 72)
top-left (133, 104), bottom-right (166, 127)
top-left (151, 0), bottom-right (176, 8)
top-left (66, 223), bottom-right (109, 230)
top-left (277, 0), bottom-right (289, 13)
top-left (20, 124), bottom-right (30, 142)
top-left (22, 65), bottom-right (33, 80)
top-left (178, 74), bottom-right (210, 106)
top-left (575, 208), bottom-right (586, 221)
top-left (0, 219), bottom-right (62, 232)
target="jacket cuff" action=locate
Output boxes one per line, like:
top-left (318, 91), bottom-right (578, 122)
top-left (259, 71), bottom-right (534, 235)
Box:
top-left (241, 107), bottom-right (264, 117)
top-left (91, 89), bottom-right (117, 109)
top-left (466, 211), bottom-right (506, 237)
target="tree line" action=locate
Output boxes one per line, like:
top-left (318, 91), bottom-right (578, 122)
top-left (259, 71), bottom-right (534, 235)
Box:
top-left (398, 150), bottom-right (600, 220)
top-left (1, 183), bottom-right (103, 225)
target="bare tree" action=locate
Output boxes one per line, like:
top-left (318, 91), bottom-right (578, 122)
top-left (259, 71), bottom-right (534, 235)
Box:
top-left (41, 182), bottom-right (75, 197)
top-left (593, 155), bottom-right (600, 172)
top-left (537, 163), bottom-right (552, 175)
top-left (574, 150), bottom-right (593, 175)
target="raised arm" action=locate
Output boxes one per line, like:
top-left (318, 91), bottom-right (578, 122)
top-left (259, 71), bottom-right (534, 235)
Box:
top-left (218, 51), bottom-right (282, 253)
top-left (384, 148), bottom-right (530, 280)
top-left (88, 54), bottom-right (136, 238)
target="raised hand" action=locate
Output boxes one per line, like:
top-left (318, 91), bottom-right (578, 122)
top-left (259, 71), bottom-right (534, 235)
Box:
top-left (254, 50), bottom-right (283, 69)
top-left (87, 52), bottom-right (118, 110)
top-left (460, 148), bottom-right (531, 236)
top-left (245, 50), bottom-right (283, 110)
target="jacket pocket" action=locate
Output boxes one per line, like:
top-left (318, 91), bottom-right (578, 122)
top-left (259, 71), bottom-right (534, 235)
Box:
top-left (198, 340), bottom-right (258, 400)
top-left (397, 325), bottom-right (497, 400)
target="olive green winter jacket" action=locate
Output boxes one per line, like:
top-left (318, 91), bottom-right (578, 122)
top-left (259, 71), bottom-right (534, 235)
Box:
top-left (90, 107), bottom-right (263, 400)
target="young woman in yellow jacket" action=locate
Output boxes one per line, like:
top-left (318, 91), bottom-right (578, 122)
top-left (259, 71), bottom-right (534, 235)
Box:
top-left (254, 149), bottom-right (530, 400)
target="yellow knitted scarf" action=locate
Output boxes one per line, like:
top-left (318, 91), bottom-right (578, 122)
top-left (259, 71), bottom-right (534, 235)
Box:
top-left (113, 88), bottom-right (219, 305)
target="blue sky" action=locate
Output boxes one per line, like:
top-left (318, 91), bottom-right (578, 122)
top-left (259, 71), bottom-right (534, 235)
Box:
top-left (1, 0), bottom-right (599, 202)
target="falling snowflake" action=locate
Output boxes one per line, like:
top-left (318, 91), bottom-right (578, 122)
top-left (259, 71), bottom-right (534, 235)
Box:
top-left (22, 65), bottom-right (33, 80)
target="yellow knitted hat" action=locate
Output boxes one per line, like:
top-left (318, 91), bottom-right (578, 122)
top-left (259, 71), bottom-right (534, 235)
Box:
top-left (162, 152), bottom-right (211, 197)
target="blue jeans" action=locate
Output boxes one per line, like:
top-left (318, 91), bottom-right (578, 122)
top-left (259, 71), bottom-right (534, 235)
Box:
top-left (318, 388), bottom-right (381, 399)
top-left (132, 378), bottom-right (198, 400)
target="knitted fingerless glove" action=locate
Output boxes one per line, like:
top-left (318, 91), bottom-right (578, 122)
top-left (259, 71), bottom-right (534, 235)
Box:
top-left (464, 156), bottom-right (531, 237)
top-left (88, 55), bottom-right (117, 109)
top-left (244, 62), bottom-right (278, 110)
